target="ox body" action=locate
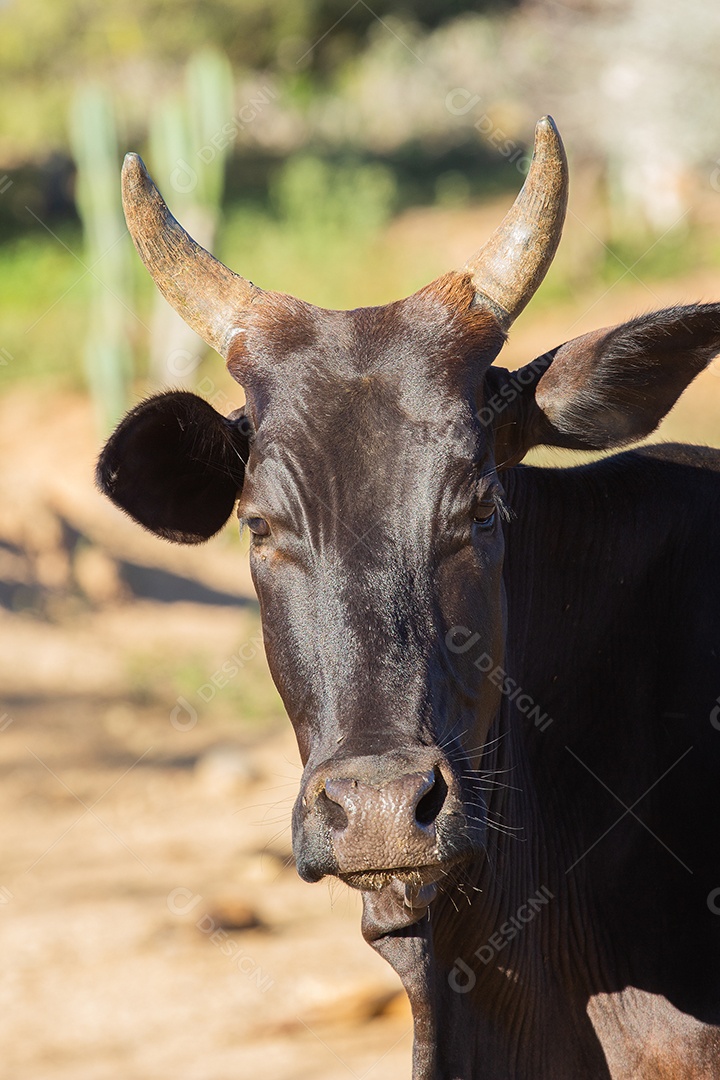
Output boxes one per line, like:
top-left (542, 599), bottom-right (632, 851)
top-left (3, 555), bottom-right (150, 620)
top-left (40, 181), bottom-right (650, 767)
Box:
top-left (98, 118), bottom-right (720, 1077)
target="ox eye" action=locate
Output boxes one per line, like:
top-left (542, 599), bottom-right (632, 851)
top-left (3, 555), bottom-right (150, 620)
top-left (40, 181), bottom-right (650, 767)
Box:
top-left (246, 516), bottom-right (270, 537)
top-left (472, 504), bottom-right (497, 531)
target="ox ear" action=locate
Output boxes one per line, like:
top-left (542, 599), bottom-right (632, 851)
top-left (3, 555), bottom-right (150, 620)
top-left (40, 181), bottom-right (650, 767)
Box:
top-left (486, 304), bottom-right (720, 466)
top-left (96, 391), bottom-right (249, 544)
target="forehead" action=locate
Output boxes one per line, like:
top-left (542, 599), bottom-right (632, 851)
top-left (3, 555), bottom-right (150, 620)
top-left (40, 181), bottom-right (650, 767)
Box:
top-left (228, 278), bottom-right (505, 532)
top-left (227, 272), bottom-right (506, 432)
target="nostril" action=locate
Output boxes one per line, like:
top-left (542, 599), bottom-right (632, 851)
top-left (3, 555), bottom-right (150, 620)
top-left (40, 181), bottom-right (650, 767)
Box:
top-left (415, 768), bottom-right (448, 827)
top-left (319, 785), bottom-right (349, 831)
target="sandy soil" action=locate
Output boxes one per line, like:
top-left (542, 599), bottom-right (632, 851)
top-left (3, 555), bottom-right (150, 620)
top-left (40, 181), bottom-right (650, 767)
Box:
top-left (0, 695), bottom-right (412, 1080)
top-left (0, 389), bottom-right (412, 1079)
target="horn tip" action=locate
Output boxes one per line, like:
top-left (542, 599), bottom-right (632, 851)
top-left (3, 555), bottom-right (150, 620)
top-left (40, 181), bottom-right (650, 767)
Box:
top-left (537, 115), bottom-right (558, 134)
top-left (122, 152), bottom-right (150, 187)
top-left (121, 153), bottom-right (159, 217)
top-left (123, 151), bottom-right (143, 169)
top-left (533, 115), bottom-right (567, 172)
top-left (534, 116), bottom-right (565, 157)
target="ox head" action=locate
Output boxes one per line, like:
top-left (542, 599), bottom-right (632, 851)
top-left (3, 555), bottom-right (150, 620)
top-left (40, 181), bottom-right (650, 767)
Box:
top-left (98, 118), bottom-right (720, 906)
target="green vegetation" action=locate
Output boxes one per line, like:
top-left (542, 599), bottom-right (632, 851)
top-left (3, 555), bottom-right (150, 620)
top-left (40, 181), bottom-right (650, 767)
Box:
top-left (2, 183), bottom-right (717, 397)
top-left (0, 0), bottom-right (518, 156)
top-left (220, 155), bottom-right (403, 307)
top-left (599, 231), bottom-right (701, 289)
top-left (2, 0), bottom-right (719, 413)
top-left (0, 152), bottom-right (428, 392)
top-left (0, 228), bottom-right (89, 386)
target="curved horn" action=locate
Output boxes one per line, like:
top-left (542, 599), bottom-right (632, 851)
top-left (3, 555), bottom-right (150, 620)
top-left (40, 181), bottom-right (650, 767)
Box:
top-left (121, 153), bottom-right (260, 358)
top-left (463, 116), bottom-right (568, 331)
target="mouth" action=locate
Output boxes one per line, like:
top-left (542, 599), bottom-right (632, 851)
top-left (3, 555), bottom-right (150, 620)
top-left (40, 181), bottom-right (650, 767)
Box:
top-left (339, 866), bottom-right (432, 891)
top-left (336, 833), bottom-right (479, 894)
top-left (357, 868), bottom-right (451, 939)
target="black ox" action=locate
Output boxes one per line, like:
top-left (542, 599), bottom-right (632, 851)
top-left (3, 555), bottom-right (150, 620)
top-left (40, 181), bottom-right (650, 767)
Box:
top-left (98, 118), bottom-right (720, 1078)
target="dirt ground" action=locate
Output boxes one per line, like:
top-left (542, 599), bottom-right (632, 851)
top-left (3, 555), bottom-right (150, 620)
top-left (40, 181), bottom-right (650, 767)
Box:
top-left (2, 258), bottom-right (720, 1078)
top-left (0, 389), bottom-right (412, 1080)
top-left (0, 694), bottom-right (413, 1080)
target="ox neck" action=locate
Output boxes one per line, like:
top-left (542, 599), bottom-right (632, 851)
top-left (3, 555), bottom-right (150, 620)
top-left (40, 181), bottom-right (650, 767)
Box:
top-left (371, 458), bottom-right (677, 1077)
top-left (368, 693), bottom-right (604, 1079)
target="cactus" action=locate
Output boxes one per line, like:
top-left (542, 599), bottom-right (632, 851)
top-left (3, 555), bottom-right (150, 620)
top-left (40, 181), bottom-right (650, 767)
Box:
top-left (186, 48), bottom-right (234, 213)
top-left (70, 85), bottom-right (133, 432)
top-left (147, 49), bottom-right (234, 386)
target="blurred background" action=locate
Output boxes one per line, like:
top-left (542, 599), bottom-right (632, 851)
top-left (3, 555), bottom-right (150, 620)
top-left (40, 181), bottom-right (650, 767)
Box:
top-left (1, 1), bottom-right (720, 1077)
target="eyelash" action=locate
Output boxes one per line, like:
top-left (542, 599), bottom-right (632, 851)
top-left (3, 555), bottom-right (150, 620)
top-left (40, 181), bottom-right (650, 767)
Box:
top-left (472, 492), bottom-right (510, 531)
